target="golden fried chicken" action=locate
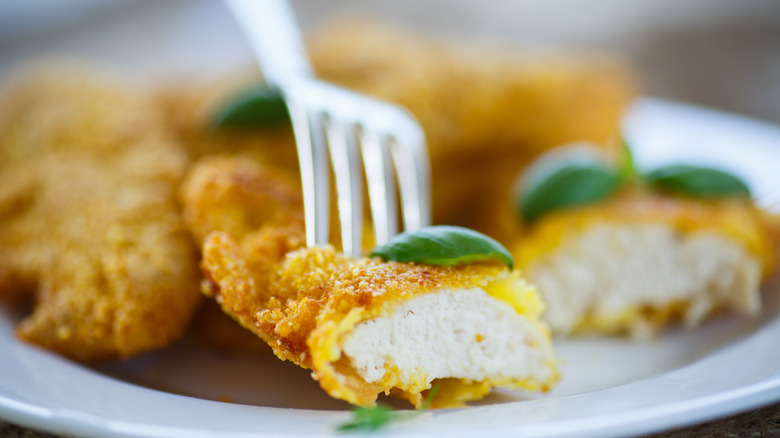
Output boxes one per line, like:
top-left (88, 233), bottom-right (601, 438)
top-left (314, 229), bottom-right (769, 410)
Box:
top-left (181, 157), bottom-right (558, 408)
top-left (513, 188), bottom-right (779, 338)
top-left (0, 64), bottom-right (202, 361)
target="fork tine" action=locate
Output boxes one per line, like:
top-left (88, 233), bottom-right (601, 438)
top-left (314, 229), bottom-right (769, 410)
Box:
top-left (325, 117), bottom-right (364, 258)
top-left (286, 98), bottom-right (330, 247)
top-left (389, 133), bottom-right (431, 232)
top-left (360, 128), bottom-right (398, 246)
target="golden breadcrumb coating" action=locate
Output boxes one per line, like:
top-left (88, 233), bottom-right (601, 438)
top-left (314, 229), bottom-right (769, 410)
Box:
top-left (513, 188), bottom-right (780, 337)
top-left (0, 64), bottom-right (202, 361)
top-left (182, 157), bottom-right (558, 407)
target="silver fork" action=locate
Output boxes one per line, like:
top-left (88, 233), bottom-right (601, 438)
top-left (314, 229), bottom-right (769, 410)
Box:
top-left (225, 0), bottom-right (430, 258)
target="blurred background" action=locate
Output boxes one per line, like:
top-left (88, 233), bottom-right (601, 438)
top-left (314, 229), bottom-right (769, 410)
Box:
top-left (1, 0), bottom-right (779, 124)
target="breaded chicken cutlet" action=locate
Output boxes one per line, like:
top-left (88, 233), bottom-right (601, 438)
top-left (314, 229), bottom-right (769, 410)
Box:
top-left (0, 65), bottom-right (202, 361)
top-left (181, 157), bottom-right (558, 408)
top-left (514, 188), bottom-right (779, 338)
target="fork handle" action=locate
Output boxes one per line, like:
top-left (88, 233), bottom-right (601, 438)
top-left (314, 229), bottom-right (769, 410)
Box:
top-left (224, 0), bottom-right (313, 87)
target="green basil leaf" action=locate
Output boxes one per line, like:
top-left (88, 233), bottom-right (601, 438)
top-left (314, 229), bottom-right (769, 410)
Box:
top-left (520, 165), bottom-right (620, 222)
top-left (212, 87), bottom-right (290, 129)
top-left (336, 385), bottom-right (439, 432)
top-left (517, 145), bottom-right (621, 222)
top-left (645, 164), bottom-right (751, 198)
top-left (370, 226), bottom-right (513, 270)
top-left (336, 404), bottom-right (396, 432)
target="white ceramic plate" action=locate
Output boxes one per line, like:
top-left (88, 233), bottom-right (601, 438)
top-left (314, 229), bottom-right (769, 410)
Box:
top-left (1, 98), bottom-right (780, 438)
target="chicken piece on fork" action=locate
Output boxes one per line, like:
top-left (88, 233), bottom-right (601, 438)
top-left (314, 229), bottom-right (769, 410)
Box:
top-left (179, 0), bottom-right (560, 407)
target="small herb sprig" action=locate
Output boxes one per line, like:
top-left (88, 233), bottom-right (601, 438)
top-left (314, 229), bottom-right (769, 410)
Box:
top-left (516, 138), bottom-right (751, 222)
top-left (336, 385), bottom-right (440, 433)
